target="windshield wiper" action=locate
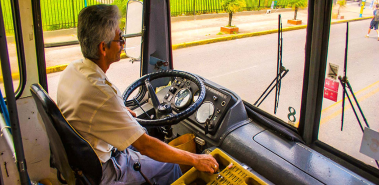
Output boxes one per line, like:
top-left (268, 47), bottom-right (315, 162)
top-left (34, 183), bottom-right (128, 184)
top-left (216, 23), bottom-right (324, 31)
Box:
top-left (254, 14), bottom-right (289, 114)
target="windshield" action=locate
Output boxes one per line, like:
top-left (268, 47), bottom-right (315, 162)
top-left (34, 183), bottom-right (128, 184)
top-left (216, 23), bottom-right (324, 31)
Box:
top-left (171, 0), bottom-right (378, 170)
top-left (173, 2), bottom-right (307, 128)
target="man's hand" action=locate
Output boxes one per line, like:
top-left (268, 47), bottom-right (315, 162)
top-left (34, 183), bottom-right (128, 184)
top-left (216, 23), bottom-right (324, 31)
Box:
top-left (132, 134), bottom-right (219, 173)
top-left (193, 154), bottom-right (219, 173)
top-left (126, 107), bottom-right (136, 117)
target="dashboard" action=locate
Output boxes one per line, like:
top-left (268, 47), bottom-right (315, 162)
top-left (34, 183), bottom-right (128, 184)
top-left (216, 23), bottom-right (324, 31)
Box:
top-left (129, 74), bottom-right (374, 185)
top-left (160, 77), bottom-right (233, 135)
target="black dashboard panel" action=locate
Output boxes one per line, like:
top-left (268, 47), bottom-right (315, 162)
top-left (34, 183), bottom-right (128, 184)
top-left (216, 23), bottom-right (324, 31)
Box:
top-left (161, 77), bottom-right (233, 135)
top-left (131, 74), bottom-right (376, 185)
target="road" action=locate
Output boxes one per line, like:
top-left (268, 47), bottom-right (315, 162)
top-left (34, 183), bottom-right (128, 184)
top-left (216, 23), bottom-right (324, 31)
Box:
top-left (47, 19), bottom-right (379, 168)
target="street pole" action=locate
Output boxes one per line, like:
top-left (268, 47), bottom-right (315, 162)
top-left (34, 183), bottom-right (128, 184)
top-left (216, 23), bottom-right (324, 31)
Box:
top-left (359, 0), bottom-right (366, 17)
top-left (71, 0), bottom-right (76, 27)
top-left (193, 0), bottom-right (195, 16)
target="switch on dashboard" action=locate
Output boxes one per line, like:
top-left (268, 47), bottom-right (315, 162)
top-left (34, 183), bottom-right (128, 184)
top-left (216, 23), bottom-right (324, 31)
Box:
top-left (169, 87), bottom-right (177, 94)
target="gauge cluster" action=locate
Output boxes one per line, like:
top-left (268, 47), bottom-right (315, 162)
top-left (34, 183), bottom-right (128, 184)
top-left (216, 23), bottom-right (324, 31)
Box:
top-left (162, 77), bottom-right (232, 134)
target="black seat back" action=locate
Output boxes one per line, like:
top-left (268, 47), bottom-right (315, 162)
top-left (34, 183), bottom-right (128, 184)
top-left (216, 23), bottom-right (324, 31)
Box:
top-left (30, 84), bottom-right (102, 184)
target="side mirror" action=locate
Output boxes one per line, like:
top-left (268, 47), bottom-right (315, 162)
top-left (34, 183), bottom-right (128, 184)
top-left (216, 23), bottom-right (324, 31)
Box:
top-left (123, 0), bottom-right (143, 62)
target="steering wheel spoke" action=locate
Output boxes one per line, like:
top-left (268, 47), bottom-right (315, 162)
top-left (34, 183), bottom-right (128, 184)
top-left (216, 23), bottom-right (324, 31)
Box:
top-left (123, 70), bottom-right (206, 127)
top-left (145, 79), bottom-right (160, 113)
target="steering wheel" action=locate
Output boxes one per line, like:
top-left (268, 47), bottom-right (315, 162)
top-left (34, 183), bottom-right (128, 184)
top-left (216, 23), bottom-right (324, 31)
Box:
top-left (122, 70), bottom-right (206, 127)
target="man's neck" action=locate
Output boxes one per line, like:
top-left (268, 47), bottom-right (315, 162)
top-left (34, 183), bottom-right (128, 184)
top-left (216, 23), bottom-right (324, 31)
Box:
top-left (91, 58), bottom-right (109, 73)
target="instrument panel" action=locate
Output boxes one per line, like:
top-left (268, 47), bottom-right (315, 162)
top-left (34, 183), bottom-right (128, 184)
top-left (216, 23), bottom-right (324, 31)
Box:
top-left (162, 77), bottom-right (232, 135)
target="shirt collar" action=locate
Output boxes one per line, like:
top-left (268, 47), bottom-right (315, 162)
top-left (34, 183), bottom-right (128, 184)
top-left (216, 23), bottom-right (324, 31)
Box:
top-left (83, 58), bottom-right (108, 80)
top-left (82, 58), bottom-right (118, 95)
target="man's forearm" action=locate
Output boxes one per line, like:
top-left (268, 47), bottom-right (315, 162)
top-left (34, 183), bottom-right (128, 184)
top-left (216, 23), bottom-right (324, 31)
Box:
top-left (132, 133), bottom-right (218, 173)
top-left (133, 133), bottom-right (197, 166)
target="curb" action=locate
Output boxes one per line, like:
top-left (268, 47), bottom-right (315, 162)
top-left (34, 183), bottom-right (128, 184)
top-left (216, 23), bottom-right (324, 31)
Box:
top-left (172, 16), bottom-right (372, 50)
top-left (34, 16), bottom-right (372, 77)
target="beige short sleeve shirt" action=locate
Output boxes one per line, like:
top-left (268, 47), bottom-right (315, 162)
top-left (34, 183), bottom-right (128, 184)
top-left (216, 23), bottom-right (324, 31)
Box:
top-left (57, 58), bottom-right (145, 163)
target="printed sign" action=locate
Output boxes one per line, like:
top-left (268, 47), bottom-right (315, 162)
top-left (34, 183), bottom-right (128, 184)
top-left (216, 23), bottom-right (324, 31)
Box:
top-left (360, 128), bottom-right (379, 161)
top-left (327, 63), bottom-right (339, 80)
top-left (324, 88), bottom-right (338, 102)
top-left (325, 78), bottom-right (339, 92)
top-left (324, 78), bottom-right (339, 102)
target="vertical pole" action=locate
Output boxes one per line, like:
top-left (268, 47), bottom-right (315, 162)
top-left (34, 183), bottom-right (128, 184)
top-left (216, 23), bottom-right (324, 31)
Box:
top-left (193, 0), bottom-right (196, 15)
top-left (85, 0), bottom-right (88, 7)
top-left (32, 0), bottom-right (48, 91)
top-left (359, 0), bottom-right (366, 17)
top-left (0, 2), bottom-right (29, 184)
top-left (72, 0), bottom-right (76, 27)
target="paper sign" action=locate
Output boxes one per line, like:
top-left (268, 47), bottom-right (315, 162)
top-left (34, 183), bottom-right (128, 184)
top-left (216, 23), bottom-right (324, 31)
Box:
top-left (325, 78), bottom-right (339, 92)
top-left (324, 77), bottom-right (339, 102)
top-left (327, 63), bottom-right (339, 80)
top-left (324, 88), bottom-right (338, 102)
top-left (360, 128), bottom-right (379, 161)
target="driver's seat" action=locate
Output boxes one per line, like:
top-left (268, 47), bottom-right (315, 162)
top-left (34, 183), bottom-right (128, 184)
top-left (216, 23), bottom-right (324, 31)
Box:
top-left (30, 83), bottom-right (102, 185)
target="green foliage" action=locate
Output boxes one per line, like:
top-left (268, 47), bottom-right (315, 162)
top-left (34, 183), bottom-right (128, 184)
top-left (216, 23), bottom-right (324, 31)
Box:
top-left (286, 0), bottom-right (307, 9)
top-left (113, 0), bottom-right (128, 16)
top-left (2, 0), bottom-right (292, 33)
top-left (337, 0), bottom-right (346, 7)
top-left (336, 0), bottom-right (346, 15)
top-left (221, 0), bottom-right (247, 13)
top-left (221, 0), bottom-right (246, 27)
top-left (113, 0), bottom-right (130, 30)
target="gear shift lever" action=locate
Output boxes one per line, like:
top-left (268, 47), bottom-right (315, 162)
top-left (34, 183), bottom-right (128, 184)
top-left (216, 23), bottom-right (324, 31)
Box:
top-left (133, 162), bottom-right (158, 185)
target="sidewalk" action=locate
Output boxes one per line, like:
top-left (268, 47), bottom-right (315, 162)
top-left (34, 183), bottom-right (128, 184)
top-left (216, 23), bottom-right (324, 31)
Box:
top-left (7, 1), bottom-right (376, 75)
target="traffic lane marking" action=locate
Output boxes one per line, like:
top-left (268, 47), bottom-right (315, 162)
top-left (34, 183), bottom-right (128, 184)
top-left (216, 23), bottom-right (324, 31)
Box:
top-left (320, 84), bottom-right (379, 125)
top-left (321, 80), bottom-right (379, 114)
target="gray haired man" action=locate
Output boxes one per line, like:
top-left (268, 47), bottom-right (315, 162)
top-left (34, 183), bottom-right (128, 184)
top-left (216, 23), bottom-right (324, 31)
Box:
top-left (57, 4), bottom-right (218, 185)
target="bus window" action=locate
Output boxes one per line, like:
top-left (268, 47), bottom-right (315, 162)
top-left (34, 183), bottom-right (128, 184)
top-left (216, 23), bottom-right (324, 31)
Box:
top-left (1, 0), bottom-right (22, 97)
top-left (172, 1), bottom-right (308, 129)
top-left (319, 17), bottom-right (379, 169)
top-left (43, 0), bottom-right (141, 101)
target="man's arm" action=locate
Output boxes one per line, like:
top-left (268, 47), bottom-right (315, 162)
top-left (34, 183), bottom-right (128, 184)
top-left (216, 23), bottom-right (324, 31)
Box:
top-left (132, 133), bottom-right (219, 173)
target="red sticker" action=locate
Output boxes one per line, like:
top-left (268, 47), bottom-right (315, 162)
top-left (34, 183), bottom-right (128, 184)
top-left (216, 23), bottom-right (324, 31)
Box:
top-left (324, 88), bottom-right (338, 102)
top-left (325, 78), bottom-right (339, 92)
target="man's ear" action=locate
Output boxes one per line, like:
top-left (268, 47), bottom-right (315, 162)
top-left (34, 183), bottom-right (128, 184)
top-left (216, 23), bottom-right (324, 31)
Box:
top-left (98, 42), bottom-right (106, 56)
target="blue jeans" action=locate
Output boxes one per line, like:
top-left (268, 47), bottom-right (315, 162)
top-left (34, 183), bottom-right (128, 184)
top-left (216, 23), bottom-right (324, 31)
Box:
top-left (100, 147), bottom-right (182, 185)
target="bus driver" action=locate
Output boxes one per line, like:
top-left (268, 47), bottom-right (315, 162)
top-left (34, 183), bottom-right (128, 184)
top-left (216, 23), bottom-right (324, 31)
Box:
top-left (57, 4), bottom-right (218, 185)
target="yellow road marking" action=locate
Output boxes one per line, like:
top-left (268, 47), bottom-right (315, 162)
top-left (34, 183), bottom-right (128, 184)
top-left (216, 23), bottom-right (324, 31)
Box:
top-left (321, 80), bottom-right (379, 113)
top-left (320, 85), bottom-right (379, 125)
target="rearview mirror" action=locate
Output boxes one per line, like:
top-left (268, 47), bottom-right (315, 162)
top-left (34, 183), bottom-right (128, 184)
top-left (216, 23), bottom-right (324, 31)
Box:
top-left (123, 0), bottom-right (143, 62)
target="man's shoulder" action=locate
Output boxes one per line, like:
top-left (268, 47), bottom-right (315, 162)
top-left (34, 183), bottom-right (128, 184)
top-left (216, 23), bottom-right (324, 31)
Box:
top-left (61, 59), bottom-right (104, 83)
top-left (58, 59), bottom-right (117, 100)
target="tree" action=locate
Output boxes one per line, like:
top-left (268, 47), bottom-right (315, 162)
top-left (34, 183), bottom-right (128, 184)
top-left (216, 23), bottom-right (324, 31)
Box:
top-left (113, 0), bottom-right (131, 30)
top-left (336, 0), bottom-right (346, 15)
top-left (287, 0), bottom-right (308, 20)
top-left (221, 0), bottom-right (247, 27)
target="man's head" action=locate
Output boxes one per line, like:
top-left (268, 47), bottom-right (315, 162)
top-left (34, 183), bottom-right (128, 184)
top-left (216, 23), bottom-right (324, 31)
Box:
top-left (376, 4), bottom-right (379, 9)
top-left (77, 5), bottom-right (121, 61)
